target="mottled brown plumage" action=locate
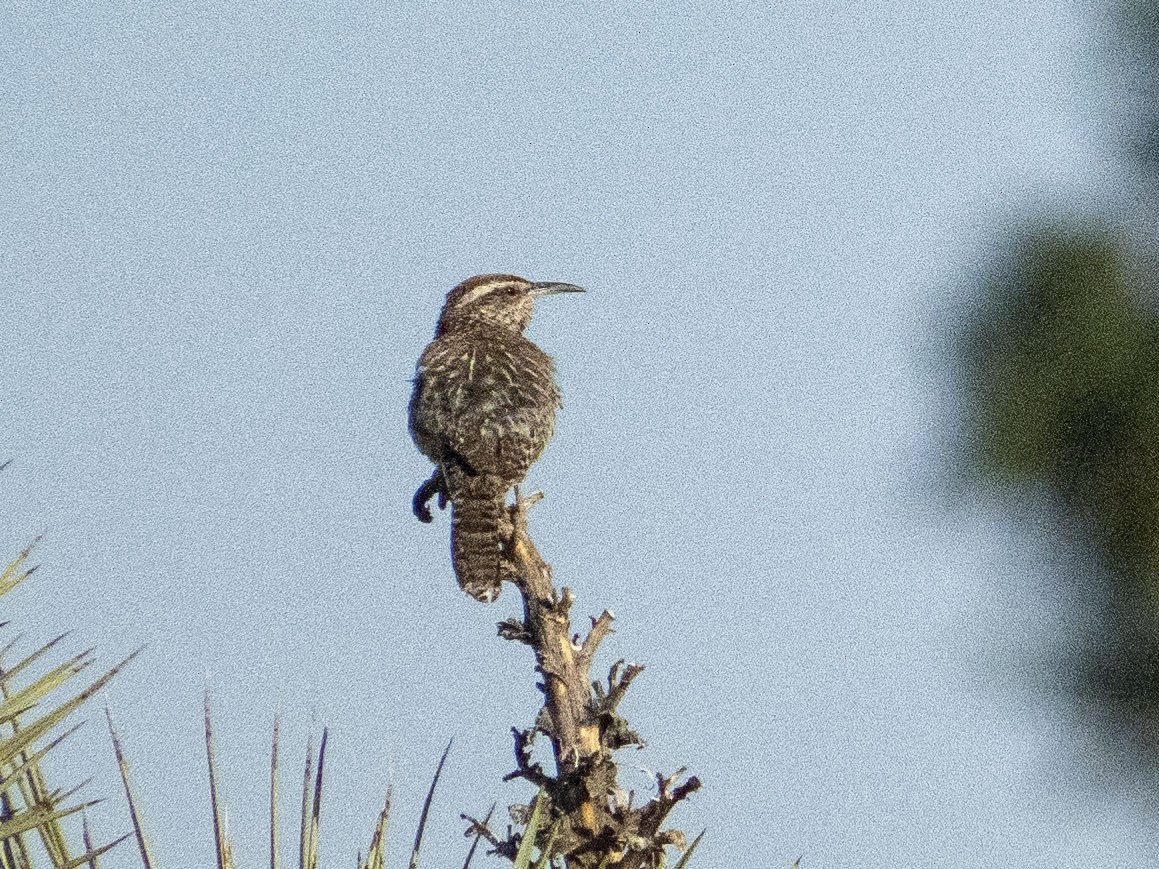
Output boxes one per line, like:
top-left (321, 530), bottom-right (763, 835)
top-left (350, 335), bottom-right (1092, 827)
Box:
top-left (408, 273), bottom-right (584, 602)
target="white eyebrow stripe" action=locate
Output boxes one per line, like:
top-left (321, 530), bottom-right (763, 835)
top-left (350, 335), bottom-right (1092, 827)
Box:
top-left (456, 281), bottom-right (507, 308)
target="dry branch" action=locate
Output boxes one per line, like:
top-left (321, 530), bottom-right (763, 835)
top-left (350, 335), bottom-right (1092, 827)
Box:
top-left (488, 489), bottom-right (700, 868)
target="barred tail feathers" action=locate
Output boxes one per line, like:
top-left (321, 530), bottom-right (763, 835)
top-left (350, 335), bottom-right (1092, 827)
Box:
top-left (449, 473), bottom-right (508, 603)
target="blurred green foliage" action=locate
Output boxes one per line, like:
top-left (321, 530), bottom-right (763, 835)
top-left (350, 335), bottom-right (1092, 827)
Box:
top-left (960, 222), bottom-right (1159, 722)
top-left (958, 0), bottom-right (1159, 737)
top-left (963, 228), bottom-right (1159, 574)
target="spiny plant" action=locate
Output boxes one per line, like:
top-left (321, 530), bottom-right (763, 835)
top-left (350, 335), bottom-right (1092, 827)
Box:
top-left (0, 534), bottom-right (134, 867)
top-left (104, 702), bottom-right (503, 869)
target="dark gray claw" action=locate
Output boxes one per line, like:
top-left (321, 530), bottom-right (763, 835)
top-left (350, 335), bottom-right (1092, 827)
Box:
top-left (413, 470), bottom-right (448, 523)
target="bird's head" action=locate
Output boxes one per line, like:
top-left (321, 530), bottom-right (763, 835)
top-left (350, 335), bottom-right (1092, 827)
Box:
top-left (435, 274), bottom-right (585, 335)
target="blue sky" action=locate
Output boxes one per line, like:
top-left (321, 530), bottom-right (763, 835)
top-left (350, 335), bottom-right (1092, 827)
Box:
top-left (1, 1), bottom-right (1148, 866)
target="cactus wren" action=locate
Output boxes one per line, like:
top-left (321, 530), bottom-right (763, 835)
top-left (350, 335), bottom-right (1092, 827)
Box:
top-left (408, 273), bottom-right (584, 602)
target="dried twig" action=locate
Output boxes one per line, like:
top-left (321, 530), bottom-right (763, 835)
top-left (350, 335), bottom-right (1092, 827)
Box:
top-left (487, 490), bottom-right (699, 867)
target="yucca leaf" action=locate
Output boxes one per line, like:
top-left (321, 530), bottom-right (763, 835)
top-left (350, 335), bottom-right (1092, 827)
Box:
top-left (106, 708), bottom-right (156, 869)
top-left (0, 536), bottom-right (41, 596)
top-left (40, 777), bottom-right (93, 805)
top-left (0, 796), bottom-right (101, 839)
top-left (299, 731), bottom-right (315, 869)
top-left (0, 633), bottom-right (24, 663)
top-left (0, 651), bottom-right (137, 776)
top-left (0, 790), bottom-right (36, 867)
top-left (4, 717), bottom-right (89, 862)
top-left (0, 539), bottom-right (131, 867)
top-left (82, 812), bottom-right (98, 869)
top-left (54, 832), bottom-right (133, 869)
top-left (0, 723), bottom-right (82, 806)
top-left (360, 784), bottom-right (392, 869)
top-left (530, 817), bottom-right (562, 869)
top-left (299, 728), bottom-right (327, 869)
top-left (408, 739), bottom-right (451, 869)
top-left (0, 745), bottom-right (65, 864)
top-left (671, 830), bottom-right (705, 869)
top-left (270, 716), bottom-right (280, 869)
top-left (512, 789), bottom-right (548, 869)
top-left (1, 633), bottom-right (69, 686)
top-left (312, 728), bottom-right (327, 858)
top-left (0, 649), bottom-right (96, 726)
top-left (205, 693), bottom-right (235, 869)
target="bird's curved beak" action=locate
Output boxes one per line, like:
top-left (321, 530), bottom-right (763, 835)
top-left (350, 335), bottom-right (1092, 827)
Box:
top-left (530, 281), bottom-right (586, 298)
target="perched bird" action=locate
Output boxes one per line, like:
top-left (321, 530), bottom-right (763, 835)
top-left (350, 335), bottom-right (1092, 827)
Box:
top-left (408, 273), bottom-right (584, 602)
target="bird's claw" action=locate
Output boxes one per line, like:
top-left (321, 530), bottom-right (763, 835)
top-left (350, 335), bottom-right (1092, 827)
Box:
top-left (412, 470), bottom-right (448, 523)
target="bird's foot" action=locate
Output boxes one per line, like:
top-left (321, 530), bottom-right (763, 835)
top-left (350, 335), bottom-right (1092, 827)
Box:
top-left (412, 469), bottom-right (448, 523)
